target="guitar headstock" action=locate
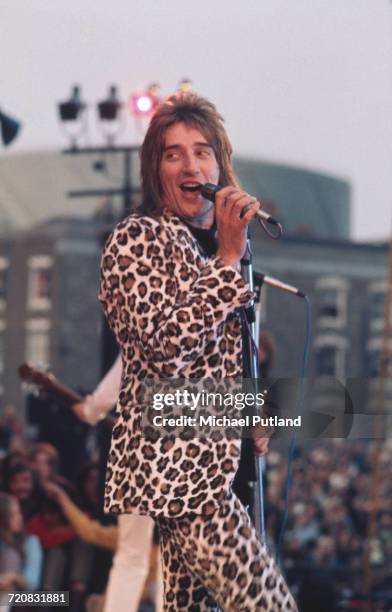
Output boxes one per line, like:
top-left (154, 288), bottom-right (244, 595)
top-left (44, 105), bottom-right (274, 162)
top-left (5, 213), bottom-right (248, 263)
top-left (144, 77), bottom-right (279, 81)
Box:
top-left (18, 362), bottom-right (56, 390)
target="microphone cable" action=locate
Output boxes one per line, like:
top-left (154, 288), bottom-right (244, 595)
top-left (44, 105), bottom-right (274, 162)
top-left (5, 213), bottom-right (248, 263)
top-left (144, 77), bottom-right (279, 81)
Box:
top-left (275, 294), bottom-right (312, 565)
top-left (257, 217), bottom-right (283, 240)
top-left (240, 288), bottom-right (312, 564)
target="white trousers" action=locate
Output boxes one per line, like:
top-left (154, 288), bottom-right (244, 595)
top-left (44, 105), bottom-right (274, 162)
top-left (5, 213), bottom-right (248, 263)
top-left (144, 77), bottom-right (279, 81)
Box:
top-left (104, 514), bottom-right (163, 612)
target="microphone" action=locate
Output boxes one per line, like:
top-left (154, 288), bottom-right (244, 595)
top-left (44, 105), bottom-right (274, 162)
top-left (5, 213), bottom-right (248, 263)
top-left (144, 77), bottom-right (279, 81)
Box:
top-left (256, 272), bottom-right (305, 298)
top-left (201, 183), bottom-right (280, 227)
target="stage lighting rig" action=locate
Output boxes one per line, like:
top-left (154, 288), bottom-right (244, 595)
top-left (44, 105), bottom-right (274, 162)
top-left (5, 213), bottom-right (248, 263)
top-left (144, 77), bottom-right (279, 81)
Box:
top-left (97, 85), bottom-right (123, 146)
top-left (58, 85), bottom-right (87, 148)
top-left (97, 85), bottom-right (122, 120)
top-left (130, 82), bottom-right (160, 117)
top-left (58, 85), bottom-right (86, 121)
top-left (0, 107), bottom-right (21, 147)
top-left (178, 78), bottom-right (193, 93)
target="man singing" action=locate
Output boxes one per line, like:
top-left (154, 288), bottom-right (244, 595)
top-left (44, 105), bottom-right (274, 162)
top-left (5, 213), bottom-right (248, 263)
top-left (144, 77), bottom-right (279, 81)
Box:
top-left (99, 92), bottom-right (297, 611)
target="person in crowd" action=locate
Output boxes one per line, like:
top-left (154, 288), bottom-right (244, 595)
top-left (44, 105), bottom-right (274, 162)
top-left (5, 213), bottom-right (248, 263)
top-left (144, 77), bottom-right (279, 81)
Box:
top-left (28, 442), bottom-right (67, 487)
top-left (26, 486), bottom-right (93, 611)
top-left (0, 405), bottom-right (25, 455)
top-left (3, 463), bottom-right (41, 521)
top-left (0, 492), bottom-right (42, 611)
top-left (2, 453), bottom-right (102, 610)
top-left (98, 92), bottom-right (297, 610)
top-left (0, 450), bottom-right (29, 487)
top-left (75, 462), bottom-right (100, 516)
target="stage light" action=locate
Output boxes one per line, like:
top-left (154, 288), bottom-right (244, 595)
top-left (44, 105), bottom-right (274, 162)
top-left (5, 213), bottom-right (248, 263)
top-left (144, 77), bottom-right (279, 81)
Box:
top-left (178, 78), bottom-right (193, 93)
top-left (130, 83), bottom-right (160, 117)
top-left (0, 108), bottom-right (21, 147)
top-left (136, 95), bottom-right (153, 113)
top-left (97, 85), bottom-right (124, 146)
top-left (98, 85), bottom-right (122, 121)
top-left (57, 85), bottom-right (87, 148)
top-left (58, 85), bottom-right (86, 122)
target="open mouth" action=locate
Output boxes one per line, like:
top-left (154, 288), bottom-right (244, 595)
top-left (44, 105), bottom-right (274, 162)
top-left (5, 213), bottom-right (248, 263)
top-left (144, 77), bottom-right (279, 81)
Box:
top-left (179, 183), bottom-right (202, 193)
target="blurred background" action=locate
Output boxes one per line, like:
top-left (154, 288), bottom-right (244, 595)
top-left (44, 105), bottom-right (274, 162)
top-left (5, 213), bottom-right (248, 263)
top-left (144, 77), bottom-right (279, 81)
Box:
top-left (0, 1), bottom-right (391, 610)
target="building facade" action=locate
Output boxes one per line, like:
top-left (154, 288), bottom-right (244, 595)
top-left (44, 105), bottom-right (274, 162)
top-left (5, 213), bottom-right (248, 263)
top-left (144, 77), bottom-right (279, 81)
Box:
top-left (0, 216), bottom-right (389, 424)
top-left (0, 217), bottom-right (105, 412)
top-left (0, 152), bottom-right (389, 426)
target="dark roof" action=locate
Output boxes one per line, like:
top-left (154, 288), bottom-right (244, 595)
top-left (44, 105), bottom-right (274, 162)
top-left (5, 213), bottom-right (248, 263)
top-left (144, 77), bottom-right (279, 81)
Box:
top-left (0, 150), bottom-right (350, 240)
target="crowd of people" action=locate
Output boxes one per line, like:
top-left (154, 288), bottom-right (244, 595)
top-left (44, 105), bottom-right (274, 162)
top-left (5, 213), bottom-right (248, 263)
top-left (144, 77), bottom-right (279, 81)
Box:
top-left (265, 440), bottom-right (392, 599)
top-left (0, 415), bottom-right (159, 611)
top-left (1, 404), bottom-right (391, 610)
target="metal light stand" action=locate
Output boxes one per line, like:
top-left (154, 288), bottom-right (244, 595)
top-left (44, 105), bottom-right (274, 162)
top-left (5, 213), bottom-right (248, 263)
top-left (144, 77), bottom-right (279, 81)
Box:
top-left (240, 229), bottom-right (265, 540)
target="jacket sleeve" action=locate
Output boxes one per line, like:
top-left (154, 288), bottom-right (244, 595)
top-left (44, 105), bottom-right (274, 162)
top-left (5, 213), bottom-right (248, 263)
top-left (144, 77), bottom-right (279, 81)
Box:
top-left (82, 355), bottom-right (122, 424)
top-left (99, 217), bottom-right (253, 376)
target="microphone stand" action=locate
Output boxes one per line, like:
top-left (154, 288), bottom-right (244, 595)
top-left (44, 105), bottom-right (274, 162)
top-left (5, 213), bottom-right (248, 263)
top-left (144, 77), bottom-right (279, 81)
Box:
top-left (212, 233), bottom-right (265, 612)
top-left (240, 229), bottom-right (265, 540)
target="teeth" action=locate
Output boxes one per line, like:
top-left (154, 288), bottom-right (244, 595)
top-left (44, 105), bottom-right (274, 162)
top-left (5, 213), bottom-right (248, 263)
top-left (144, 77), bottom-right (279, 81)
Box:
top-left (180, 183), bottom-right (201, 192)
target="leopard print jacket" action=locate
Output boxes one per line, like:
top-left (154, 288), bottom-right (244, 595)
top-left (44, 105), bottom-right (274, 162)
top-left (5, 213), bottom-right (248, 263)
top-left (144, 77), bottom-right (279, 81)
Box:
top-left (99, 209), bottom-right (253, 518)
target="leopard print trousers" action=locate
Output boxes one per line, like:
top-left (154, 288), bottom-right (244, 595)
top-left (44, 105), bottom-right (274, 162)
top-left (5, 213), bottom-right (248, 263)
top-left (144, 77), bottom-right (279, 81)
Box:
top-left (157, 491), bottom-right (298, 611)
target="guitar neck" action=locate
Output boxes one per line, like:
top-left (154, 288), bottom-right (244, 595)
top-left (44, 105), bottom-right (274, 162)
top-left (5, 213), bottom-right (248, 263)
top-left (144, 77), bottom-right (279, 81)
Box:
top-left (18, 363), bottom-right (114, 429)
top-left (48, 380), bottom-right (83, 405)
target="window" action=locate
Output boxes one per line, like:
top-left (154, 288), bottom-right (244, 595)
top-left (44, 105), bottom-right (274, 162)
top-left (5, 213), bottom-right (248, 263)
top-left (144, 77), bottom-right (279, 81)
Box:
top-left (366, 350), bottom-right (380, 378)
top-left (316, 346), bottom-right (337, 376)
top-left (368, 281), bottom-right (387, 322)
top-left (316, 277), bottom-right (349, 329)
top-left (27, 256), bottom-right (53, 310)
top-left (314, 334), bottom-right (347, 378)
top-left (25, 319), bottom-right (51, 366)
top-left (369, 292), bottom-right (385, 320)
top-left (318, 288), bottom-right (338, 318)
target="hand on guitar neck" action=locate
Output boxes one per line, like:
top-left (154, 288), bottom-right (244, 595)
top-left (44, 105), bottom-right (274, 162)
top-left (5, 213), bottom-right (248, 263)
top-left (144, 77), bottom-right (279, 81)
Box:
top-left (72, 395), bottom-right (115, 428)
top-left (18, 362), bottom-right (115, 429)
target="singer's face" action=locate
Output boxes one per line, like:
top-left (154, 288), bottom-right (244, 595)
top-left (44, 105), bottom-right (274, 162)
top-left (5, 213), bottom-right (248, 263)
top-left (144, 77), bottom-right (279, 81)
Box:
top-left (159, 123), bottom-right (219, 229)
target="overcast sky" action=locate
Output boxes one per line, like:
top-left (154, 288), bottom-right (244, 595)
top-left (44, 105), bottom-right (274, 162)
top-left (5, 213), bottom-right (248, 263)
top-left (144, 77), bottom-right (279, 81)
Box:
top-left (1, 0), bottom-right (391, 241)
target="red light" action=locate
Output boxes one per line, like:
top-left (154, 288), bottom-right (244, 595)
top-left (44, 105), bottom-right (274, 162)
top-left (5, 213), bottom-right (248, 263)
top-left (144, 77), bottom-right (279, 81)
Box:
top-left (136, 95), bottom-right (153, 113)
top-left (130, 91), bottom-right (158, 117)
